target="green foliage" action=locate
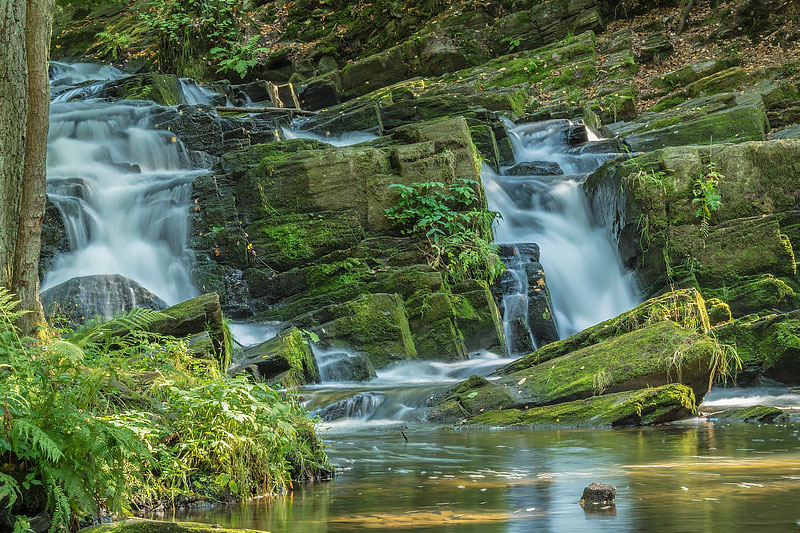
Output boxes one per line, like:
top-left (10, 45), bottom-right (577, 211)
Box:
top-left (137, 0), bottom-right (243, 75)
top-left (692, 161), bottom-right (723, 243)
top-left (0, 288), bottom-right (330, 529)
top-left (385, 179), bottom-right (503, 284)
top-left (211, 36), bottom-right (270, 78)
top-left (501, 36), bottom-right (522, 51)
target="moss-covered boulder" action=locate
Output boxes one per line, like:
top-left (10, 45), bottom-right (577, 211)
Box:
top-left (715, 310), bottom-right (800, 385)
top-left (705, 275), bottom-right (797, 317)
top-left (290, 293), bottom-right (417, 369)
top-left (98, 73), bottom-right (183, 106)
top-left (430, 321), bottom-right (716, 421)
top-left (649, 57), bottom-right (741, 96)
top-left (499, 288), bottom-right (710, 375)
top-left (81, 518), bottom-right (262, 533)
top-left (227, 327), bottom-right (319, 387)
top-left (467, 384), bottom-right (697, 427)
top-left (709, 405), bottom-right (790, 423)
top-left (587, 140), bottom-right (800, 299)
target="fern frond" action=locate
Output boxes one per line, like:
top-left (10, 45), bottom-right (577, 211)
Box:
top-left (12, 420), bottom-right (64, 463)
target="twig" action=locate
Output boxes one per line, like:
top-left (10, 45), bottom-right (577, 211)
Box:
top-left (216, 106), bottom-right (318, 116)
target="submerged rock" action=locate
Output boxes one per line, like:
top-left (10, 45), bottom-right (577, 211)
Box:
top-left (41, 274), bottom-right (167, 326)
top-left (709, 405), bottom-right (790, 423)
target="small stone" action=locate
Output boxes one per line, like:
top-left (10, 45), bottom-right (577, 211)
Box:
top-left (580, 482), bottom-right (616, 506)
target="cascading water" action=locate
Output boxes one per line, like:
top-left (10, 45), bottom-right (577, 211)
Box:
top-left (42, 63), bottom-right (209, 305)
top-left (484, 120), bottom-right (639, 344)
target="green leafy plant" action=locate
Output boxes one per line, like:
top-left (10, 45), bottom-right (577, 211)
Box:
top-left (692, 161), bottom-right (723, 244)
top-left (501, 36), bottom-right (522, 51)
top-left (385, 178), bottom-right (504, 284)
top-left (211, 36), bottom-right (269, 78)
top-left (0, 288), bottom-right (330, 529)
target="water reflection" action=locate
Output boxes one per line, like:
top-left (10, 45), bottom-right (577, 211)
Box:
top-left (154, 422), bottom-right (800, 532)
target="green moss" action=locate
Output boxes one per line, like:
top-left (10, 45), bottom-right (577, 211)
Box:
top-left (711, 405), bottom-right (789, 423)
top-left (683, 67), bottom-right (747, 98)
top-left (705, 275), bottom-right (796, 317)
top-left (432, 321), bottom-right (716, 419)
top-left (109, 73), bottom-right (183, 106)
top-left (501, 288), bottom-right (710, 374)
top-left (705, 297), bottom-right (732, 326)
top-left (235, 327), bottom-right (320, 387)
top-left (218, 138), bottom-right (328, 178)
top-left (468, 384), bottom-right (697, 427)
top-left (249, 211), bottom-right (365, 270)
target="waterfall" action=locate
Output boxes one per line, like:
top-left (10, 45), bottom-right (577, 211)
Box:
top-left (484, 119), bottom-right (639, 343)
top-left (42, 63), bottom-right (209, 305)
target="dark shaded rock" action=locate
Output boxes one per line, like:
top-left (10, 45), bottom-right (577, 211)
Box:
top-left (638, 32), bottom-right (673, 63)
top-left (146, 293), bottom-right (230, 361)
top-left (297, 76), bottom-right (340, 110)
top-left (506, 161), bottom-right (564, 176)
top-left (41, 274), bottom-right (167, 325)
top-left (316, 392), bottom-right (383, 421)
top-left (96, 72), bottom-right (182, 106)
top-left (525, 261), bottom-right (560, 347)
top-left (580, 482), bottom-right (616, 505)
top-left (39, 198), bottom-right (69, 280)
top-left (29, 512), bottom-right (51, 533)
top-left (228, 327), bottom-right (319, 387)
top-left (319, 353), bottom-right (377, 382)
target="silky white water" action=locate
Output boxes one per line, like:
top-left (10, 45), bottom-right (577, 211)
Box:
top-left (484, 120), bottom-right (639, 337)
top-left (43, 63), bottom-right (208, 304)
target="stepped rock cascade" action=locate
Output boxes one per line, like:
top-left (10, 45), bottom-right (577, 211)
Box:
top-left (43, 63), bottom-right (210, 305)
top-left (484, 120), bottom-right (640, 342)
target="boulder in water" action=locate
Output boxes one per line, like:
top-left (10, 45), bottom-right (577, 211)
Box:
top-left (228, 327), bottom-right (320, 387)
top-left (506, 161), bottom-right (564, 176)
top-left (41, 274), bottom-right (167, 326)
top-left (316, 392), bottom-right (384, 421)
top-left (319, 353), bottom-right (377, 382)
top-left (709, 405), bottom-right (790, 423)
top-left (580, 482), bottom-right (616, 506)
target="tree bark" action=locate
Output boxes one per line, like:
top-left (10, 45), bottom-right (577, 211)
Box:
top-left (12, 0), bottom-right (53, 331)
top-left (0, 0), bottom-right (28, 291)
top-left (0, 0), bottom-right (52, 332)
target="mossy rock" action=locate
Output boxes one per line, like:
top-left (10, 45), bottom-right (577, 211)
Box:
top-left (649, 57), bottom-right (740, 96)
top-left (296, 293), bottom-right (417, 369)
top-left (99, 73), bottom-right (183, 106)
top-left (228, 327), bottom-right (319, 387)
top-left (715, 310), bottom-right (800, 384)
top-left (682, 67), bottom-right (748, 99)
top-left (710, 405), bottom-right (790, 423)
top-left (624, 104), bottom-right (767, 152)
top-left (248, 211), bottom-right (365, 271)
top-left (705, 297), bottom-right (732, 326)
top-left (467, 384), bottom-right (697, 427)
top-left (705, 275), bottom-right (797, 317)
top-left (80, 518), bottom-right (263, 533)
top-left (430, 321), bottom-right (716, 421)
top-left (500, 288), bottom-right (710, 375)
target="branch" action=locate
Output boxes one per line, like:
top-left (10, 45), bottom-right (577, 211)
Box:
top-left (216, 106), bottom-right (318, 116)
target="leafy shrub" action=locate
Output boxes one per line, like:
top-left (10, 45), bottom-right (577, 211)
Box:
top-left (0, 288), bottom-right (330, 530)
top-left (385, 178), bottom-right (504, 284)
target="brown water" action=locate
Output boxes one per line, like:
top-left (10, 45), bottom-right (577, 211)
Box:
top-left (158, 419), bottom-right (800, 532)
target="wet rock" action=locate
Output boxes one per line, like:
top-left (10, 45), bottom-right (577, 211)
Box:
top-left (97, 72), bottom-right (183, 106)
top-left (430, 321), bottom-right (715, 421)
top-left (319, 353), bottom-right (377, 382)
top-left (468, 384), bottom-right (697, 428)
top-left (228, 327), bottom-right (320, 387)
top-left (580, 482), bottom-right (616, 506)
top-left (316, 392), bottom-right (384, 420)
top-left (524, 261), bottom-right (560, 347)
top-left (506, 161), bottom-right (564, 176)
top-left (710, 405), bottom-right (790, 423)
top-left (41, 274), bottom-right (167, 326)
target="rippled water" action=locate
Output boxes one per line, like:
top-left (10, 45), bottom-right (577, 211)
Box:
top-left (156, 420), bottom-right (800, 532)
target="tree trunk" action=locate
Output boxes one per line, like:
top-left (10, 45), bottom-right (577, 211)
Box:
top-left (12, 0), bottom-right (53, 331)
top-left (0, 0), bottom-right (52, 332)
top-left (0, 0), bottom-right (28, 291)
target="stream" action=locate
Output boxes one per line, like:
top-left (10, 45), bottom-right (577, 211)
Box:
top-left (46, 64), bottom-right (800, 532)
